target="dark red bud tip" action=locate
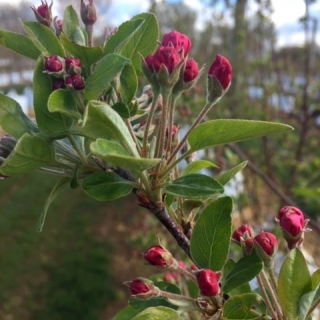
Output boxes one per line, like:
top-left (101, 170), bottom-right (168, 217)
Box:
top-left (162, 30), bottom-right (192, 57)
top-left (152, 46), bottom-right (180, 74)
top-left (65, 58), bottom-right (82, 73)
top-left (45, 56), bottom-right (63, 72)
top-left (197, 269), bottom-right (220, 297)
top-left (52, 78), bottom-right (65, 91)
top-left (65, 75), bottom-right (85, 90)
top-left (208, 54), bottom-right (232, 90)
top-left (278, 206), bottom-right (304, 222)
top-left (184, 59), bottom-right (199, 82)
top-left (144, 245), bottom-right (173, 267)
top-left (129, 279), bottom-right (151, 295)
top-left (254, 232), bottom-right (278, 256)
top-left (232, 224), bottom-right (252, 243)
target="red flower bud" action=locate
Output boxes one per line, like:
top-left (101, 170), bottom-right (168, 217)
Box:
top-left (278, 206), bottom-right (304, 224)
top-left (52, 78), bottom-right (65, 91)
top-left (232, 224), bottom-right (252, 243)
top-left (152, 46), bottom-right (180, 74)
top-left (144, 245), bottom-right (174, 267)
top-left (208, 54), bottom-right (232, 90)
top-left (45, 56), bottom-right (63, 72)
top-left (196, 269), bottom-right (220, 297)
top-left (65, 74), bottom-right (85, 90)
top-left (183, 59), bottom-right (199, 82)
top-left (254, 232), bottom-right (277, 256)
top-left (80, 0), bottom-right (97, 26)
top-left (145, 54), bottom-right (154, 72)
top-left (162, 30), bottom-right (192, 57)
top-left (65, 57), bottom-right (82, 74)
top-left (129, 278), bottom-right (152, 295)
top-left (280, 214), bottom-right (304, 237)
top-left (31, 1), bottom-right (53, 27)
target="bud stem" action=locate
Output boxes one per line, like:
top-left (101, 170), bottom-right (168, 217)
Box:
top-left (86, 24), bottom-right (94, 47)
top-left (176, 264), bottom-right (197, 283)
top-left (165, 95), bottom-right (177, 160)
top-left (160, 290), bottom-right (195, 303)
top-left (67, 134), bottom-right (89, 165)
top-left (125, 119), bottom-right (142, 156)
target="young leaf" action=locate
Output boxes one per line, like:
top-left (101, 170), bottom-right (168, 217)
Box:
top-left (0, 133), bottom-right (55, 175)
top-left (299, 284), bottom-right (320, 320)
top-left (222, 255), bottom-right (263, 293)
top-left (33, 57), bottom-right (73, 137)
top-left (22, 21), bottom-right (65, 56)
top-left (188, 120), bottom-right (293, 152)
top-left (90, 139), bottom-right (161, 171)
top-left (0, 93), bottom-right (38, 137)
top-left (278, 248), bottom-right (312, 319)
top-left (131, 306), bottom-right (179, 320)
top-left (36, 177), bottom-right (71, 232)
top-left (222, 293), bottom-right (267, 320)
top-left (48, 89), bottom-right (81, 119)
top-left (111, 102), bottom-right (130, 119)
top-left (181, 160), bottom-right (219, 176)
top-left (119, 64), bottom-right (138, 104)
top-left (82, 172), bottom-right (136, 201)
top-left (311, 269), bottom-right (320, 290)
top-left (0, 29), bottom-right (40, 60)
top-left (112, 305), bottom-right (140, 320)
top-left (81, 100), bottom-right (139, 157)
top-left (215, 161), bottom-right (248, 185)
top-left (190, 197), bottom-right (233, 270)
top-left (163, 173), bottom-right (224, 198)
top-left (62, 5), bottom-right (80, 41)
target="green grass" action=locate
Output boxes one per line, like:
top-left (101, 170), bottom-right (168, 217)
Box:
top-left (0, 171), bottom-right (118, 319)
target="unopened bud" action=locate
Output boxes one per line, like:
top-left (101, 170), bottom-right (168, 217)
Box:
top-left (144, 245), bottom-right (174, 268)
top-left (65, 57), bottom-right (82, 75)
top-left (196, 269), bottom-right (221, 297)
top-left (162, 30), bottom-right (192, 57)
top-left (80, 0), bottom-right (97, 26)
top-left (65, 74), bottom-right (85, 90)
top-left (45, 55), bottom-right (64, 73)
top-left (31, 1), bottom-right (53, 28)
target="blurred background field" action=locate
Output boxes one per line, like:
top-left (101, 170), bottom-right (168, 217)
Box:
top-left (1, 0), bottom-right (320, 319)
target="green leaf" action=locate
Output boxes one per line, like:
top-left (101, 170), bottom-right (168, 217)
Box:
top-left (299, 284), bottom-right (320, 320)
top-left (60, 33), bottom-right (104, 75)
top-left (163, 174), bottom-right (224, 198)
top-left (222, 293), bottom-right (267, 320)
top-left (36, 177), bottom-right (71, 232)
top-left (311, 269), bottom-right (320, 290)
top-left (81, 100), bottom-right (139, 156)
top-left (0, 29), bottom-right (40, 60)
top-left (181, 160), bottom-right (219, 176)
top-left (82, 171), bottom-right (135, 201)
top-left (104, 13), bottom-right (159, 74)
top-left (0, 94), bottom-right (38, 137)
top-left (62, 5), bottom-right (80, 41)
top-left (112, 305), bottom-right (140, 320)
top-left (90, 139), bottom-right (161, 171)
top-left (190, 197), bottom-right (232, 270)
top-left (222, 255), bottom-right (263, 293)
top-left (119, 64), bottom-right (138, 104)
top-left (188, 120), bottom-right (293, 152)
top-left (130, 282), bottom-right (180, 313)
top-left (0, 133), bottom-right (55, 175)
top-left (215, 161), bottom-right (248, 185)
top-left (48, 89), bottom-right (81, 119)
top-left (33, 57), bottom-right (73, 137)
top-left (132, 306), bottom-right (179, 320)
top-left (22, 21), bottom-right (65, 56)
top-left (111, 102), bottom-right (130, 119)
top-left (85, 53), bottom-right (132, 101)
top-left (278, 248), bottom-right (312, 319)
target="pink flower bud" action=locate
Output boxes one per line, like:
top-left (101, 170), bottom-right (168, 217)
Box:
top-left (196, 269), bottom-right (220, 297)
top-left (45, 56), bottom-right (63, 72)
top-left (145, 55), bottom-right (154, 71)
top-left (65, 57), bottom-right (82, 74)
top-left (162, 30), bottom-right (192, 57)
top-left (254, 232), bottom-right (277, 256)
top-left (80, 0), bottom-right (97, 26)
top-left (144, 245), bottom-right (174, 267)
top-left (208, 54), bottom-right (232, 90)
top-left (52, 78), bottom-right (65, 91)
top-left (183, 59), bottom-right (199, 82)
top-left (232, 224), bottom-right (252, 243)
top-left (278, 206), bottom-right (304, 224)
top-left (152, 46), bottom-right (180, 74)
top-left (31, 1), bottom-right (53, 27)
top-left (129, 278), bottom-right (152, 295)
top-left (65, 74), bottom-right (85, 90)
top-left (280, 214), bottom-right (304, 237)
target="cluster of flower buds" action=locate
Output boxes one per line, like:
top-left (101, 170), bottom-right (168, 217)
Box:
top-left (44, 56), bottom-right (85, 91)
top-left (277, 206), bottom-right (309, 249)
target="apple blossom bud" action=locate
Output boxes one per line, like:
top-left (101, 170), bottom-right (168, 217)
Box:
top-left (254, 232), bottom-right (278, 257)
top-left (163, 272), bottom-right (179, 283)
top-left (145, 54), bottom-right (154, 72)
top-left (162, 30), bottom-right (192, 57)
top-left (52, 78), bottom-right (65, 91)
top-left (53, 16), bottom-right (63, 35)
top-left (65, 57), bottom-right (82, 75)
top-left (144, 245), bottom-right (174, 268)
top-left (124, 277), bottom-right (157, 299)
top-left (65, 74), bottom-right (85, 90)
top-left (152, 46), bottom-right (180, 74)
top-left (80, 0), bottom-right (97, 26)
top-left (208, 54), bottom-right (232, 90)
top-left (278, 206), bottom-right (304, 227)
top-left (232, 224), bottom-right (253, 243)
top-left (31, 1), bottom-right (53, 27)
top-left (45, 56), bottom-right (63, 72)
top-left (280, 213), bottom-right (304, 237)
top-left (129, 278), bottom-right (152, 295)
top-left (183, 59), bottom-right (199, 82)
top-left (196, 269), bottom-right (220, 297)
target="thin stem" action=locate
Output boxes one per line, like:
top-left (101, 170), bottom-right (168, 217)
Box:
top-left (159, 290), bottom-right (195, 303)
top-left (176, 264), bottom-right (197, 283)
top-left (256, 274), bottom-right (278, 320)
top-left (86, 24), bottom-right (94, 47)
top-left (261, 270), bottom-right (284, 320)
top-left (125, 119), bottom-right (142, 156)
top-left (267, 267), bottom-right (279, 294)
top-left (67, 134), bottom-right (88, 165)
top-left (142, 92), bottom-right (160, 157)
top-left (167, 101), bottom-right (213, 166)
top-left (165, 95), bottom-right (176, 160)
